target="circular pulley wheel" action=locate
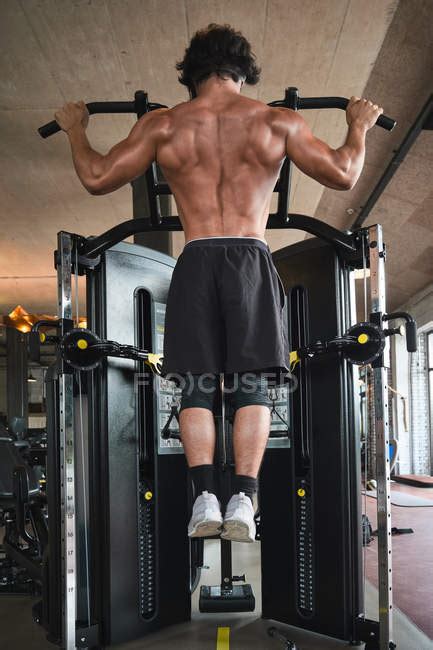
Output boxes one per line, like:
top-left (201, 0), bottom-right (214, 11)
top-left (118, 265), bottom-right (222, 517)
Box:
top-left (343, 322), bottom-right (386, 365)
top-left (60, 328), bottom-right (103, 370)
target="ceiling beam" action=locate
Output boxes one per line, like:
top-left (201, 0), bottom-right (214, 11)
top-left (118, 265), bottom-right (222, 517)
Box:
top-left (351, 94), bottom-right (433, 230)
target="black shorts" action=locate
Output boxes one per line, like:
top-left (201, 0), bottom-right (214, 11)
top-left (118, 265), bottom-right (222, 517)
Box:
top-left (161, 237), bottom-right (290, 385)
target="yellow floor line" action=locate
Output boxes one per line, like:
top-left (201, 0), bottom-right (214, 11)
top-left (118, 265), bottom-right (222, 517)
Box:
top-left (216, 626), bottom-right (230, 649)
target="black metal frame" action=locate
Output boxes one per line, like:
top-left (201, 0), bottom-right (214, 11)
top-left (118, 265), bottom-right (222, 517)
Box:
top-left (76, 213), bottom-right (359, 260)
top-left (0, 442), bottom-right (47, 585)
top-left (39, 86), bottom-right (395, 250)
top-left (53, 227), bottom-right (396, 650)
top-left (261, 239), bottom-right (362, 643)
top-left (35, 89), bottom-right (400, 650)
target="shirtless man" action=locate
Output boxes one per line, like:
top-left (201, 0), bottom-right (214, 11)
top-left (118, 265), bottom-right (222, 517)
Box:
top-left (55, 24), bottom-right (383, 543)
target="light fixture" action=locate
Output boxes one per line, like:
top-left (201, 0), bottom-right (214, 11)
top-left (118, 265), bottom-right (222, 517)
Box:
top-left (5, 305), bottom-right (58, 332)
top-left (28, 372), bottom-right (37, 383)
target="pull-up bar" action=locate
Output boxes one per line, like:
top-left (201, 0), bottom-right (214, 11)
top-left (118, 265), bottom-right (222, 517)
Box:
top-left (38, 87), bottom-right (396, 138)
top-left (39, 88), bottom-right (395, 263)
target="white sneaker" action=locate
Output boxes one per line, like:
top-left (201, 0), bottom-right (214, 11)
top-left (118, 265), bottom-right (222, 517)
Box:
top-left (188, 491), bottom-right (223, 538)
top-left (221, 492), bottom-right (256, 543)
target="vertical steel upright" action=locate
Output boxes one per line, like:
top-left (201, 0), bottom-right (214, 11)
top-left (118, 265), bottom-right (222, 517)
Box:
top-left (368, 224), bottom-right (394, 650)
top-left (56, 231), bottom-right (76, 649)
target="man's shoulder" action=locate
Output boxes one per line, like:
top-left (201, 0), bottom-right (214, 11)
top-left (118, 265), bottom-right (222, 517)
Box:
top-left (234, 99), bottom-right (301, 131)
top-left (152, 101), bottom-right (199, 127)
top-left (264, 107), bottom-right (307, 142)
top-left (134, 106), bottom-right (174, 140)
top-left (268, 107), bottom-right (301, 127)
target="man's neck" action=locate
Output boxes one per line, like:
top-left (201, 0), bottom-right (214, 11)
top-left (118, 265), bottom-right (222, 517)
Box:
top-left (195, 76), bottom-right (242, 100)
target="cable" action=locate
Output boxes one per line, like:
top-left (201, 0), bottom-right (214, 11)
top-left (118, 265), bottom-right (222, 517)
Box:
top-left (388, 385), bottom-right (408, 432)
top-left (75, 246), bottom-right (91, 626)
top-left (361, 235), bottom-right (368, 323)
top-left (362, 371), bottom-right (369, 612)
top-left (220, 374), bottom-right (227, 467)
top-left (361, 234), bottom-right (368, 617)
top-left (269, 388), bottom-right (290, 429)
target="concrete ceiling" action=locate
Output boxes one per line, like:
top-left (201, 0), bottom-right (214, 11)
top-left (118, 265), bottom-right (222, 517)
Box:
top-left (0, 0), bottom-right (432, 316)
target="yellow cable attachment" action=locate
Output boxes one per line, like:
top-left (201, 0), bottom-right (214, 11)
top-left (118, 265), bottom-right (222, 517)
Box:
top-left (77, 339), bottom-right (88, 350)
top-left (146, 353), bottom-right (164, 374)
top-left (289, 350), bottom-right (300, 372)
top-left (357, 333), bottom-right (369, 345)
top-left (216, 627), bottom-right (230, 650)
top-left (297, 488), bottom-right (306, 497)
top-left (39, 332), bottom-right (46, 343)
top-left (144, 491), bottom-right (153, 501)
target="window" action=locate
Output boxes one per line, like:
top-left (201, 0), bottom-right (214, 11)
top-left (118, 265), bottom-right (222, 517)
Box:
top-left (409, 332), bottom-right (432, 475)
top-left (428, 331), bottom-right (433, 474)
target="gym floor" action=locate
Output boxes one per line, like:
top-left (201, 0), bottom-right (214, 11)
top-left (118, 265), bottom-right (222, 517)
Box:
top-left (365, 482), bottom-right (433, 641)
top-left (1, 482), bottom-right (432, 650)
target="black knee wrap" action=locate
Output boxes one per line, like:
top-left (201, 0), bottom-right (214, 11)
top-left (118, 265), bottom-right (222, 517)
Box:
top-left (179, 372), bottom-right (271, 414)
top-left (224, 372), bottom-right (271, 412)
top-left (179, 373), bottom-right (220, 413)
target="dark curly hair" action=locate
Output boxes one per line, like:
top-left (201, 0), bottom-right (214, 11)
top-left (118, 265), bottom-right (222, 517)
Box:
top-left (176, 24), bottom-right (261, 98)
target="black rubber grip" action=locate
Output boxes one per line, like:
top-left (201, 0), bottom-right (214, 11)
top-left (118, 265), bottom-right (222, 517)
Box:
top-left (299, 96), bottom-right (396, 131)
top-left (383, 311), bottom-right (418, 353)
top-left (405, 321), bottom-right (417, 353)
top-left (37, 100), bottom-right (167, 138)
top-left (38, 120), bottom-right (64, 139)
top-left (269, 95), bottom-right (396, 131)
top-left (38, 101), bottom-right (136, 138)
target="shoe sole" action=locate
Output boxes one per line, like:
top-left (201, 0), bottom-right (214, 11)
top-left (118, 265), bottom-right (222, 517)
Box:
top-left (221, 519), bottom-right (255, 543)
top-left (188, 519), bottom-right (222, 538)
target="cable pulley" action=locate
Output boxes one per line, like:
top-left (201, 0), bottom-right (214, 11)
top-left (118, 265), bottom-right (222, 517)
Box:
top-left (342, 322), bottom-right (386, 365)
top-left (60, 328), bottom-right (163, 373)
top-left (289, 321), bottom-right (387, 370)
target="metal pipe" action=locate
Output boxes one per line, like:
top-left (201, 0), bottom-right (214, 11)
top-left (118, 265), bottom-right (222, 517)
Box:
top-left (78, 213), bottom-right (358, 259)
top-left (368, 224), bottom-right (395, 650)
top-left (57, 232), bottom-right (77, 650)
top-left (352, 94), bottom-right (433, 229)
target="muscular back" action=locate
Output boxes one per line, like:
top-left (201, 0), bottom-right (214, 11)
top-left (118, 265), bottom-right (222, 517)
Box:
top-left (155, 96), bottom-right (287, 242)
top-left (64, 86), bottom-right (374, 234)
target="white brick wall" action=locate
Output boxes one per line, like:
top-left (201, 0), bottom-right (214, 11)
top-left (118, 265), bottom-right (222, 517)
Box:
top-left (392, 281), bottom-right (433, 476)
top-left (409, 333), bottom-right (431, 475)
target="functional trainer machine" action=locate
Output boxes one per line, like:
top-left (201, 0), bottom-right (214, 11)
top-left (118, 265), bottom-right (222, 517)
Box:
top-left (21, 89), bottom-right (415, 650)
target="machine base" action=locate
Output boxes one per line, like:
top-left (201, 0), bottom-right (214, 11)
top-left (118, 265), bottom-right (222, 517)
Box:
top-left (199, 584), bottom-right (255, 613)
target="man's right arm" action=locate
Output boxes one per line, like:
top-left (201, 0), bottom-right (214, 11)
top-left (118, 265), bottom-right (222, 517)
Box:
top-left (282, 97), bottom-right (384, 191)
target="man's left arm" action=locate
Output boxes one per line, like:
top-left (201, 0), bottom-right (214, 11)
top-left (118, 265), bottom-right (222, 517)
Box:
top-left (55, 101), bottom-right (163, 195)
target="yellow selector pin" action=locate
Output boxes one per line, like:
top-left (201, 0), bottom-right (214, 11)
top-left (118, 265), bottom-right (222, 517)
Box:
top-left (357, 333), bottom-right (369, 345)
top-left (297, 488), bottom-right (306, 497)
top-left (77, 339), bottom-right (88, 350)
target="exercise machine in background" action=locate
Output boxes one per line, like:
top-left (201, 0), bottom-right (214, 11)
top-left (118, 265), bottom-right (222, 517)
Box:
top-left (5, 89), bottom-right (412, 650)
